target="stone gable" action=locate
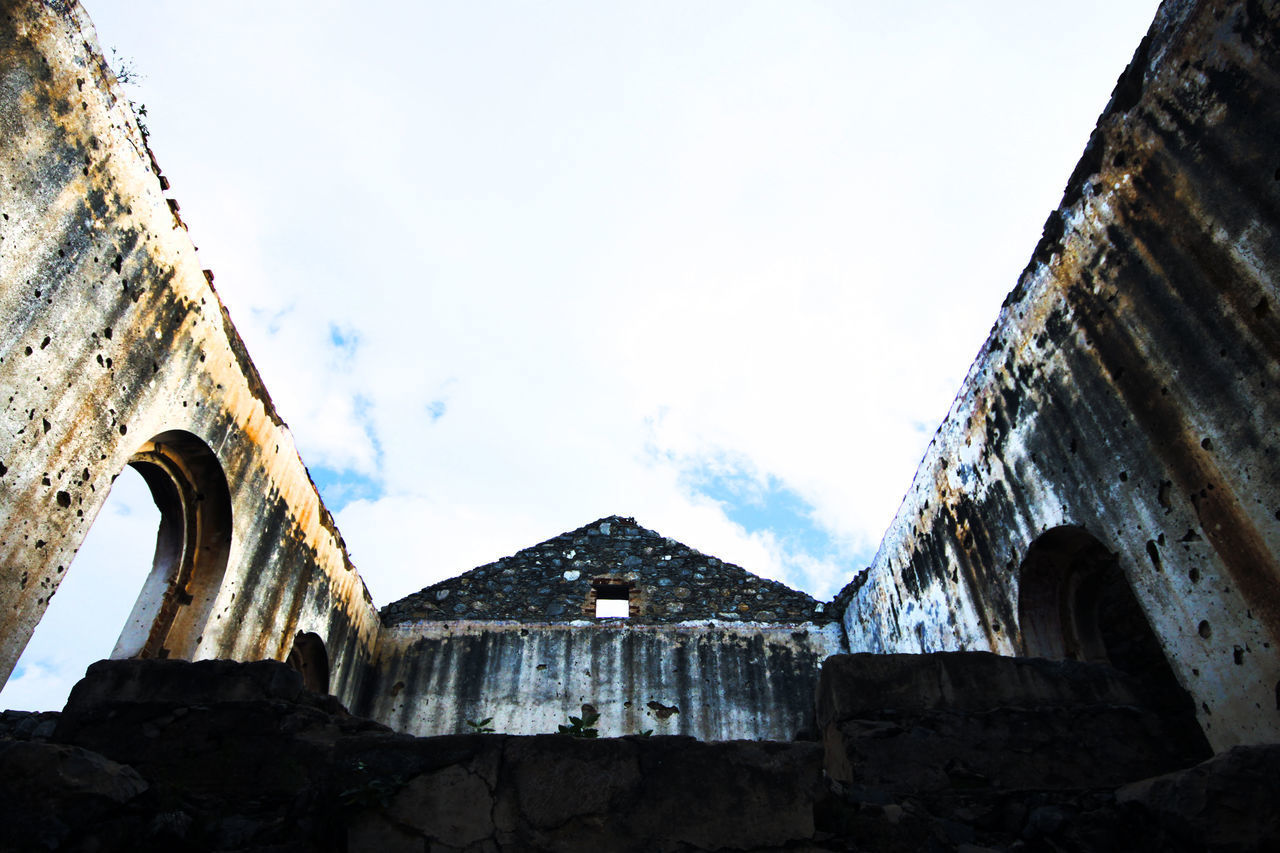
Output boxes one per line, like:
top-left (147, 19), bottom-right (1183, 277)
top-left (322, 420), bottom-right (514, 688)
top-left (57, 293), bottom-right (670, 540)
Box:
top-left (381, 516), bottom-right (828, 625)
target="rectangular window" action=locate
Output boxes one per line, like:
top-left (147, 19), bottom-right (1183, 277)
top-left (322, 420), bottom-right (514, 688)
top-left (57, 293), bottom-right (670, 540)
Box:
top-left (592, 579), bottom-right (633, 619)
top-left (595, 596), bottom-right (630, 618)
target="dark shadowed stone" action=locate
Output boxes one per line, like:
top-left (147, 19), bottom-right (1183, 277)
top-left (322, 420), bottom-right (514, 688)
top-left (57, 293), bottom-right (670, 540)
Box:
top-left (0, 739), bottom-right (147, 803)
top-left (385, 764), bottom-right (495, 847)
top-left (818, 652), bottom-right (1143, 719)
top-left (502, 735), bottom-right (642, 830)
top-left (0, 708), bottom-right (60, 739)
top-left (817, 653), bottom-right (1210, 792)
top-left (1117, 744), bottom-right (1280, 851)
top-left (0, 658), bottom-right (1249, 851)
top-left (346, 811), bottom-right (424, 853)
top-left (62, 658), bottom-right (307, 711)
top-left (627, 738), bottom-right (825, 850)
top-left (53, 659), bottom-right (387, 802)
top-left (0, 740), bottom-right (149, 851)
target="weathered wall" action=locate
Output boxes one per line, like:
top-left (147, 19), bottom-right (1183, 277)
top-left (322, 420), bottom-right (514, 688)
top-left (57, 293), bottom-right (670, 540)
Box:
top-left (0, 1), bottom-right (379, 706)
top-left (364, 619), bottom-right (845, 740)
top-left (842, 0), bottom-right (1280, 749)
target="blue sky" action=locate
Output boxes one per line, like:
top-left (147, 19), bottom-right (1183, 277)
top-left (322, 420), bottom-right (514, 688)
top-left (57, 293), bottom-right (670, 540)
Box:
top-left (1, 0), bottom-right (1162, 711)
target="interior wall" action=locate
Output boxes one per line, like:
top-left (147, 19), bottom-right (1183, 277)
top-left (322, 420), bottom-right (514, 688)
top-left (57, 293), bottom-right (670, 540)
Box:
top-left (0, 0), bottom-right (380, 708)
top-left (366, 620), bottom-right (846, 740)
top-left (841, 0), bottom-right (1280, 750)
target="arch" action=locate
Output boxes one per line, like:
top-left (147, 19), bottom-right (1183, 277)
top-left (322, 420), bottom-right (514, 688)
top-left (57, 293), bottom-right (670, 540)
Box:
top-left (1016, 525), bottom-right (1191, 710)
top-left (1017, 526), bottom-right (1114, 662)
top-left (111, 430), bottom-right (233, 661)
top-left (285, 631), bottom-right (330, 693)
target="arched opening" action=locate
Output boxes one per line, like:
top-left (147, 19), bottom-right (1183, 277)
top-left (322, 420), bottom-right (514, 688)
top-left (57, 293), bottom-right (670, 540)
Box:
top-left (111, 430), bottom-right (233, 661)
top-left (1017, 526), bottom-right (1193, 715)
top-left (0, 466), bottom-right (159, 710)
top-left (285, 631), bottom-right (330, 694)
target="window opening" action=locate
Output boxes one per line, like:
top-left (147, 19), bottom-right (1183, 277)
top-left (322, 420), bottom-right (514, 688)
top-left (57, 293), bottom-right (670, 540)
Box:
top-left (1017, 525), bottom-right (1208, 730)
top-left (590, 577), bottom-right (635, 619)
top-left (595, 596), bottom-right (631, 618)
top-left (0, 466), bottom-right (158, 711)
top-left (113, 431), bottom-right (233, 662)
top-left (285, 631), bottom-right (331, 694)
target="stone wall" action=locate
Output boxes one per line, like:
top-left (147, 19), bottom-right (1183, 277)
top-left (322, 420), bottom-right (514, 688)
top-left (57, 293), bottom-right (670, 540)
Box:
top-left (7, 658), bottom-right (1274, 852)
top-left (382, 516), bottom-right (829, 625)
top-left (364, 618), bottom-right (845, 740)
top-left (0, 1), bottom-right (379, 706)
top-left (841, 0), bottom-right (1280, 749)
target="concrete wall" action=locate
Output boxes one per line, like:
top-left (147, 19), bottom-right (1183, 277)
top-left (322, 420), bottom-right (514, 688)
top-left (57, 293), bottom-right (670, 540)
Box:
top-left (364, 620), bottom-right (846, 740)
top-left (0, 1), bottom-right (380, 707)
top-left (841, 0), bottom-right (1280, 750)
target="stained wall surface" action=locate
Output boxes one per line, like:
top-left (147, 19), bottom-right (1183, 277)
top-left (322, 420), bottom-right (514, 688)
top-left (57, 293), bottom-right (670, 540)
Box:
top-left (841, 0), bottom-right (1280, 750)
top-left (0, 1), bottom-right (379, 706)
top-left (372, 517), bottom-right (846, 740)
top-left (366, 619), bottom-right (845, 740)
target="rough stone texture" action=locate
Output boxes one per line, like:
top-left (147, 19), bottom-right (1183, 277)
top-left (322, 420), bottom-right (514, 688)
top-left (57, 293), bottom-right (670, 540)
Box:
top-left (0, 739), bottom-right (150, 852)
top-left (840, 0), bottom-right (1280, 750)
top-left (61, 656), bottom-right (321, 709)
top-left (0, 0), bottom-right (379, 704)
top-left (2, 658), bottom-right (1272, 852)
top-left (3, 659), bottom-right (830, 853)
top-left (0, 706), bottom-right (58, 739)
top-left (383, 516), bottom-right (830, 624)
top-left (1117, 744), bottom-right (1280, 852)
top-left (811, 652), bottom-right (1242, 853)
top-left (53, 659), bottom-right (389, 806)
top-left (817, 652), bottom-right (1210, 793)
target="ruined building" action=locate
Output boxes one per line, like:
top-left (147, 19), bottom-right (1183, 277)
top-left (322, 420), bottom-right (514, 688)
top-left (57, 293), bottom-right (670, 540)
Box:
top-left (0, 0), bottom-right (1278, 849)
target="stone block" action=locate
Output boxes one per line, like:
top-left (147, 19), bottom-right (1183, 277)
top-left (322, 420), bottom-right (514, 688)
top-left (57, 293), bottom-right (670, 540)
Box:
top-left (387, 764), bottom-right (495, 847)
top-left (626, 738), bottom-right (825, 850)
top-left (817, 652), bottom-right (1141, 721)
top-left (0, 740), bottom-right (149, 851)
top-left (817, 652), bottom-right (1207, 791)
top-left (1117, 744), bottom-right (1280, 851)
top-left (61, 658), bottom-right (307, 711)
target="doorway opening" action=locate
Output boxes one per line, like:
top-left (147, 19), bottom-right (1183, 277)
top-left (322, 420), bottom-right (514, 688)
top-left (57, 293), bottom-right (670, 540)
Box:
top-left (285, 631), bottom-right (330, 694)
top-left (1017, 525), bottom-right (1203, 724)
top-left (112, 430), bottom-right (233, 661)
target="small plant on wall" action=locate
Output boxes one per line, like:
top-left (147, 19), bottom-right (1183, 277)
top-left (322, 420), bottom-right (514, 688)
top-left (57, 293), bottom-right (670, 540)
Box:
top-left (465, 717), bottom-right (495, 734)
top-left (110, 49), bottom-right (149, 139)
top-left (558, 707), bottom-right (599, 738)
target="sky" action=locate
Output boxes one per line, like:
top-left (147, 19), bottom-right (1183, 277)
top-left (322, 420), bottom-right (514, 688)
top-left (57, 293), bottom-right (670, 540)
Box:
top-left (2, 0), bottom-right (1162, 710)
